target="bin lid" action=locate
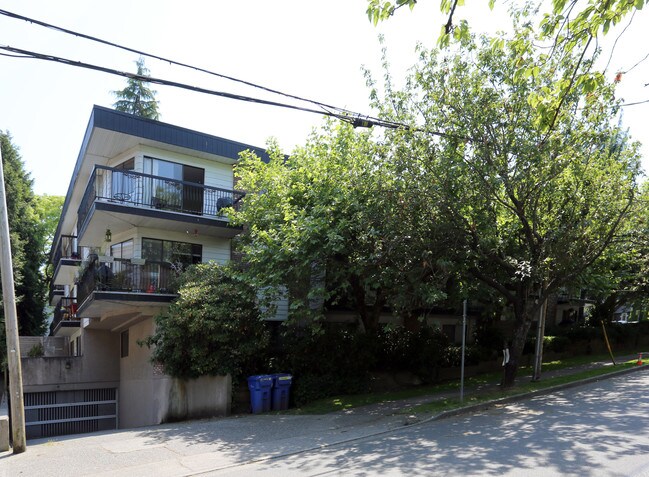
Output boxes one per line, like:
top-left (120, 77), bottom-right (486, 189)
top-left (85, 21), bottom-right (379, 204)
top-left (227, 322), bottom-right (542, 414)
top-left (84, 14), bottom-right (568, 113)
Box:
top-left (248, 374), bottom-right (273, 382)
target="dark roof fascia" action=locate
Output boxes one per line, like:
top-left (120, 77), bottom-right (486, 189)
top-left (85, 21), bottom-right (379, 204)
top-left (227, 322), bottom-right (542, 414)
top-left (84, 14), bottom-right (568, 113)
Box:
top-left (90, 105), bottom-right (272, 163)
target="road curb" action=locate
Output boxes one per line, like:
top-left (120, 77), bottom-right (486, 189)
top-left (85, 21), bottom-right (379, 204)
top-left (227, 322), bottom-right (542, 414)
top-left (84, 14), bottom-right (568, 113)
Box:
top-left (187, 364), bottom-right (649, 476)
top-left (425, 362), bottom-right (649, 424)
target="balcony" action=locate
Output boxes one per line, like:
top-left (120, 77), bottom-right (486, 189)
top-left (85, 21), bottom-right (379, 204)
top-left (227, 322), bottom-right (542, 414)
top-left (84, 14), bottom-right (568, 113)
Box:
top-left (51, 235), bottom-right (82, 286)
top-left (77, 166), bottom-right (245, 243)
top-left (76, 255), bottom-right (177, 330)
top-left (49, 285), bottom-right (65, 306)
top-left (49, 297), bottom-right (80, 337)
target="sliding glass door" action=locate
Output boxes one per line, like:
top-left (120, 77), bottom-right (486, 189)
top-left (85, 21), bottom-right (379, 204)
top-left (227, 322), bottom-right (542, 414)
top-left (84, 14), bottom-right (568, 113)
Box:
top-left (144, 157), bottom-right (204, 214)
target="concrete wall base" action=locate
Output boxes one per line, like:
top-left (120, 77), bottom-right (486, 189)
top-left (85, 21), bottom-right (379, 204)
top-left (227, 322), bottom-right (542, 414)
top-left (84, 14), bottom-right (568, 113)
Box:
top-left (0, 392), bottom-right (9, 452)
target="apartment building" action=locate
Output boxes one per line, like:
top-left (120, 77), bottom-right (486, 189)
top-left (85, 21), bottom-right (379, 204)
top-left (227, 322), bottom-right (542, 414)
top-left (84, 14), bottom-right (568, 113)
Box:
top-left (32, 105), bottom-right (276, 435)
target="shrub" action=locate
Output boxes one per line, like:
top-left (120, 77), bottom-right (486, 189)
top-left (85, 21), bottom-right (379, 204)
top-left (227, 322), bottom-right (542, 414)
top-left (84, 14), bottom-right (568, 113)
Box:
top-left (271, 325), bottom-right (376, 405)
top-left (142, 263), bottom-right (269, 381)
top-left (543, 335), bottom-right (570, 353)
top-left (28, 342), bottom-right (44, 358)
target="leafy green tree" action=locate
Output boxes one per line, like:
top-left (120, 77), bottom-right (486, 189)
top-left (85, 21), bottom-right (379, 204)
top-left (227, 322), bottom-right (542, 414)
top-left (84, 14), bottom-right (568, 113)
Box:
top-left (112, 57), bottom-right (160, 120)
top-left (143, 263), bottom-right (269, 380)
top-left (367, 0), bottom-right (646, 139)
top-left (232, 125), bottom-right (452, 332)
top-left (36, 194), bottom-right (64, 283)
top-left (372, 23), bottom-right (641, 386)
top-left (366, 0), bottom-right (646, 49)
top-left (584, 182), bottom-right (649, 323)
top-left (0, 132), bottom-right (48, 336)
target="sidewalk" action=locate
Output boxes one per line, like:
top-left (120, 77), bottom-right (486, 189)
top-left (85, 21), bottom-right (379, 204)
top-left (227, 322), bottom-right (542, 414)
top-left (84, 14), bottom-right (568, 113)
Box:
top-left (1, 355), bottom-right (646, 477)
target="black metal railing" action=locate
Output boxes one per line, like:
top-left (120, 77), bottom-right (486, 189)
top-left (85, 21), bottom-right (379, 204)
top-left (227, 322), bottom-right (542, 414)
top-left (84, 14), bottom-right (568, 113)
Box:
top-left (78, 166), bottom-right (245, 231)
top-left (51, 234), bottom-right (81, 269)
top-left (50, 297), bottom-right (79, 335)
top-left (76, 256), bottom-right (178, 308)
top-left (49, 285), bottom-right (65, 303)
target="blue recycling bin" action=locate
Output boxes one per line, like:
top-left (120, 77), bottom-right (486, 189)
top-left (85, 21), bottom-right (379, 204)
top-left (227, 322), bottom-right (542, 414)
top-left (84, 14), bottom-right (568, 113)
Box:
top-left (247, 375), bottom-right (273, 414)
top-left (271, 373), bottom-right (293, 411)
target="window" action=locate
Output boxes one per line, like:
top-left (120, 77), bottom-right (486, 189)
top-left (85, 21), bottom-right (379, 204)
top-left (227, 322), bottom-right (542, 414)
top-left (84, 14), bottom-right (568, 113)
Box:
top-left (121, 330), bottom-right (129, 358)
top-left (144, 156), bottom-right (204, 214)
top-left (110, 240), bottom-right (133, 279)
top-left (110, 240), bottom-right (133, 260)
top-left (112, 158), bottom-right (136, 201)
top-left (142, 238), bottom-right (202, 267)
top-left (142, 238), bottom-right (202, 291)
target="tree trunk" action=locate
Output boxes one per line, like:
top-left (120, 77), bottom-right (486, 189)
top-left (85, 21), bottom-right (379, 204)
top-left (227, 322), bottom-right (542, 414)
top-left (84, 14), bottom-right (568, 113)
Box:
top-left (502, 305), bottom-right (535, 388)
top-left (349, 276), bottom-right (384, 333)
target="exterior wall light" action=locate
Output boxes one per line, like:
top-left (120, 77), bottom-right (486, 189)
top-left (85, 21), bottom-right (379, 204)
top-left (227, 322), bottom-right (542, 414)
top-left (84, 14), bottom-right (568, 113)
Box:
top-left (105, 229), bottom-right (112, 242)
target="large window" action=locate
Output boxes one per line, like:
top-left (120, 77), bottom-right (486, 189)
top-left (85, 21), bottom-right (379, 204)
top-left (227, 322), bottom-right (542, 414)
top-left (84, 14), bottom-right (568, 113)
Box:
top-left (142, 238), bottom-right (201, 291)
top-left (142, 238), bottom-right (202, 267)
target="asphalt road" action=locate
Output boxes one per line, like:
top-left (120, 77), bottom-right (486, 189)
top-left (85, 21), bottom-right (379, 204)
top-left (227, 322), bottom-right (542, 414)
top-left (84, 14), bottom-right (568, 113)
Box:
top-left (210, 371), bottom-right (649, 477)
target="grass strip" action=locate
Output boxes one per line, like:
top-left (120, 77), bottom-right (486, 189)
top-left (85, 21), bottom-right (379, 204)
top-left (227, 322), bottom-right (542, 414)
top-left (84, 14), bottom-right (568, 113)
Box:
top-left (290, 353), bottom-right (642, 415)
top-left (403, 361), bottom-right (641, 415)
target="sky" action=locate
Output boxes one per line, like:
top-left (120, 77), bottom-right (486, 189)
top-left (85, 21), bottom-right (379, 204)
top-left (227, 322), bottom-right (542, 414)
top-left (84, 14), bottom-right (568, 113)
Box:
top-left (1, 0), bottom-right (648, 196)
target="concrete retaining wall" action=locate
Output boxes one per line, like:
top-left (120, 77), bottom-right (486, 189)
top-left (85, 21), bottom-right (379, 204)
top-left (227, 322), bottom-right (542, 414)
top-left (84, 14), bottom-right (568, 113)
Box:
top-left (119, 317), bottom-right (231, 429)
top-left (21, 329), bottom-right (120, 392)
top-left (0, 390), bottom-right (8, 451)
top-left (19, 336), bottom-right (69, 358)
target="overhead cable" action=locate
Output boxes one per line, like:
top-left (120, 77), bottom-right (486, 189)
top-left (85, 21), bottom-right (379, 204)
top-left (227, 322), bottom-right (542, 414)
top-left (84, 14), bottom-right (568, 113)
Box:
top-left (0, 8), bottom-right (354, 116)
top-left (2, 45), bottom-right (469, 138)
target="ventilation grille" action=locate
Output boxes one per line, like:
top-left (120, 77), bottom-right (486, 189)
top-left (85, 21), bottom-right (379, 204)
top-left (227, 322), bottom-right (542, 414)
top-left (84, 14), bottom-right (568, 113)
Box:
top-left (24, 388), bottom-right (117, 439)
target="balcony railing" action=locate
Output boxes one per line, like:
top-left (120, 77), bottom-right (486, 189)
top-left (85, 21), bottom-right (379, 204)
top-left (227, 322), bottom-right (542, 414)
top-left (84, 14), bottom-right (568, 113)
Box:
top-left (78, 166), bottom-right (245, 232)
top-left (49, 285), bottom-right (65, 302)
top-left (50, 297), bottom-right (79, 336)
top-left (51, 234), bottom-right (81, 269)
top-left (76, 255), bottom-right (178, 310)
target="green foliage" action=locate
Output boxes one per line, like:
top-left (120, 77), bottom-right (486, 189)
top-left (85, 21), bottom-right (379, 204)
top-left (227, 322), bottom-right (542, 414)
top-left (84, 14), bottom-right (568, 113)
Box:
top-left (542, 335), bottom-right (570, 353)
top-left (272, 323), bottom-right (485, 405)
top-left (113, 57), bottom-right (160, 120)
top-left (366, 0), bottom-right (417, 25)
top-left (28, 342), bottom-right (44, 358)
top-left (366, 0), bottom-right (647, 54)
top-left (273, 325), bottom-right (377, 406)
top-left (35, 195), bottom-right (64, 254)
top-left (232, 124), bottom-right (452, 331)
top-left (367, 18), bottom-right (641, 386)
top-left (375, 325), bottom-right (450, 381)
top-left (582, 182), bottom-right (649, 317)
top-left (0, 132), bottom-right (48, 337)
top-left (143, 263), bottom-right (269, 380)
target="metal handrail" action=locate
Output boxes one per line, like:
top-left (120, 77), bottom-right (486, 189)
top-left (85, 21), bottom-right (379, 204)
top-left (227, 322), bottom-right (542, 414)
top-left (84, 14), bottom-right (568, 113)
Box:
top-left (78, 165), bottom-right (245, 231)
top-left (50, 297), bottom-right (79, 335)
top-left (76, 256), bottom-right (179, 310)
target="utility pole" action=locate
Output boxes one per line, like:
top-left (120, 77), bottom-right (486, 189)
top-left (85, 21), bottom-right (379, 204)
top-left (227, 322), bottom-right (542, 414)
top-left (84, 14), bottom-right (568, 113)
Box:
top-left (460, 299), bottom-right (467, 402)
top-left (0, 146), bottom-right (26, 453)
top-left (532, 298), bottom-right (548, 382)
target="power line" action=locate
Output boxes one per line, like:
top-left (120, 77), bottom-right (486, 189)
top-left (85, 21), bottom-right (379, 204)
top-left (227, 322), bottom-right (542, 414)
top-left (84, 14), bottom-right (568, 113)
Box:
top-left (0, 8), bottom-right (643, 142)
top-left (3, 45), bottom-right (466, 138)
top-left (0, 8), bottom-right (354, 117)
top-left (620, 98), bottom-right (649, 107)
top-left (0, 7), bottom-right (473, 141)
top-left (0, 45), bottom-right (341, 117)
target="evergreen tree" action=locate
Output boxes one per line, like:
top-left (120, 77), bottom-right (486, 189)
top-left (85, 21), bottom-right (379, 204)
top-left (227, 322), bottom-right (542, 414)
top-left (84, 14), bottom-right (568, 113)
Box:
top-left (0, 132), bottom-right (47, 336)
top-left (112, 57), bottom-right (160, 120)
